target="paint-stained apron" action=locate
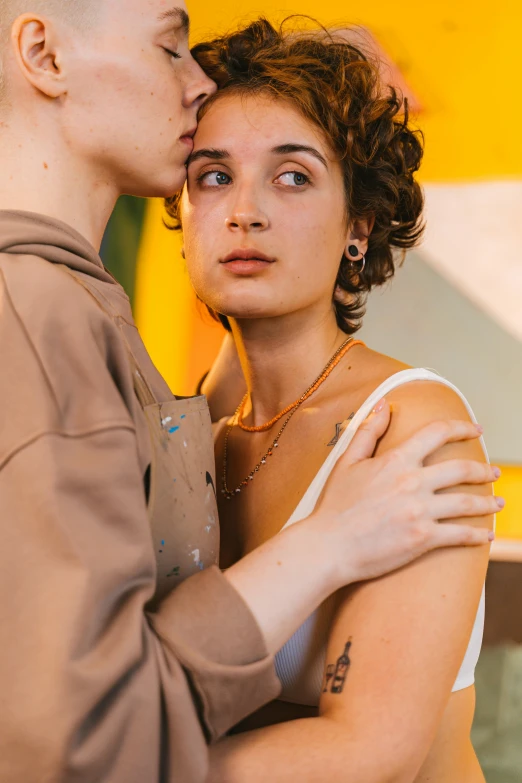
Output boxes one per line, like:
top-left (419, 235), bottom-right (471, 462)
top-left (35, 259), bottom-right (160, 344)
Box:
top-left (62, 268), bottom-right (219, 605)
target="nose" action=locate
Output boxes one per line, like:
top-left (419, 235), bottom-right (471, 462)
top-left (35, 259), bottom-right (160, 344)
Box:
top-left (225, 204), bottom-right (269, 233)
top-left (183, 59), bottom-right (217, 112)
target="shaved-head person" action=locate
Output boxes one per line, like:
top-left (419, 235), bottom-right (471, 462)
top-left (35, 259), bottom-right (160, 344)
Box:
top-left (0, 3), bottom-right (498, 782)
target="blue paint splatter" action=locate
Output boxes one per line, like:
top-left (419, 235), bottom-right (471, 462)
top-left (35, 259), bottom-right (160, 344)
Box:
top-left (180, 415), bottom-right (186, 419)
top-left (168, 426), bottom-right (180, 434)
top-left (161, 540), bottom-right (165, 546)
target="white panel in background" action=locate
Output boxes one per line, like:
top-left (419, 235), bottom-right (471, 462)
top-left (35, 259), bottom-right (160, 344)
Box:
top-left (422, 181), bottom-right (522, 344)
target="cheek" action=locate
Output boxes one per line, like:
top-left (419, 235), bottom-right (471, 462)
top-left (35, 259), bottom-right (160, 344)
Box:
top-left (279, 206), bottom-right (342, 287)
top-left (70, 52), bottom-right (181, 137)
top-left (183, 194), bottom-right (227, 254)
top-left (182, 210), bottom-right (216, 286)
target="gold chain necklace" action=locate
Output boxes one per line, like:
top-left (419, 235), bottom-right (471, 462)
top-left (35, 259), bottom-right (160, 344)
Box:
top-left (221, 338), bottom-right (364, 500)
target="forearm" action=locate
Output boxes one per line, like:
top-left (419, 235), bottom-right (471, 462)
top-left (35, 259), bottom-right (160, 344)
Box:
top-left (0, 432), bottom-right (279, 780)
top-left (207, 716), bottom-right (411, 783)
top-left (224, 519), bottom-right (343, 655)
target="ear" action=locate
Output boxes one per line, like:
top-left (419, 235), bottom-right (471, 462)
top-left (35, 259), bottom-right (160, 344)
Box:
top-left (11, 14), bottom-right (67, 99)
top-left (344, 215), bottom-right (375, 259)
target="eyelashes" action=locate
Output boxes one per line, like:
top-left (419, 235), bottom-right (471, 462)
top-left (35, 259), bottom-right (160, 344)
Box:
top-left (276, 171), bottom-right (310, 187)
top-left (197, 171), bottom-right (232, 186)
top-left (195, 169), bottom-right (312, 188)
top-left (164, 48), bottom-right (182, 60)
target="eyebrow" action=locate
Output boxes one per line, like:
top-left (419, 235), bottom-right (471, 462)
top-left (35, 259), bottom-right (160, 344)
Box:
top-left (157, 8), bottom-right (190, 36)
top-left (272, 144), bottom-right (329, 168)
top-left (188, 144), bottom-right (328, 168)
top-left (188, 148), bottom-right (229, 165)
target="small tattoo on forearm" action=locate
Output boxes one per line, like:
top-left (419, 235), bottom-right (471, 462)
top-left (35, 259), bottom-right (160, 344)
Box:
top-left (327, 413), bottom-right (355, 447)
top-left (324, 639), bottom-right (352, 694)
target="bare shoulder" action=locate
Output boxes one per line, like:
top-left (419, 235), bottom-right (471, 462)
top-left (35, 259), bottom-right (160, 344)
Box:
top-left (377, 377), bottom-right (488, 468)
top-left (381, 378), bottom-right (475, 442)
top-left (338, 344), bottom-right (410, 402)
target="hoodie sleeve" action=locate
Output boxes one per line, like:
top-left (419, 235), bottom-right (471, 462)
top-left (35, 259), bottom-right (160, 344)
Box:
top-left (0, 256), bottom-right (280, 783)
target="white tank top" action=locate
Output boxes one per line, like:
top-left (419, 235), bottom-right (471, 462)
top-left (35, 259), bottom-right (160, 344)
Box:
top-left (275, 369), bottom-right (489, 706)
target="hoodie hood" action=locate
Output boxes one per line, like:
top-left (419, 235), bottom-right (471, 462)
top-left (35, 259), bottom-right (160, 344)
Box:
top-left (0, 210), bottom-right (115, 284)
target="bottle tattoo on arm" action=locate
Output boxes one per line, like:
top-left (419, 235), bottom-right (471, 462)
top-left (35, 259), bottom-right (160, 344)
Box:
top-left (324, 639), bottom-right (352, 694)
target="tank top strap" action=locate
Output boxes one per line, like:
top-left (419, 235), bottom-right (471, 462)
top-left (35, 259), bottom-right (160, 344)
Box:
top-left (334, 368), bottom-right (489, 462)
top-left (282, 367), bottom-right (490, 530)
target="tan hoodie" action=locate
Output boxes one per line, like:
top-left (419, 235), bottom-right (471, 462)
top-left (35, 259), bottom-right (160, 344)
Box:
top-left (0, 211), bottom-right (280, 783)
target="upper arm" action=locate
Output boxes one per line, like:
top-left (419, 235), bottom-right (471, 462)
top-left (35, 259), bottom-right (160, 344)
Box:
top-left (319, 381), bottom-right (493, 764)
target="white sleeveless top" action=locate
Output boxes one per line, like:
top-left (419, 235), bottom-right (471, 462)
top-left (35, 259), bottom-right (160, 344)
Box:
top-left (275, 369), bottom-right (489, 706)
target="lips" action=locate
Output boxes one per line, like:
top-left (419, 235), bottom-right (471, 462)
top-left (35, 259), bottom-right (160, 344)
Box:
top-left (180, 126), bottom-right (197, 141)
top-left (180, 127), bottom-right (197, 148)
top-left (221, 249), bottom-right (276, 264)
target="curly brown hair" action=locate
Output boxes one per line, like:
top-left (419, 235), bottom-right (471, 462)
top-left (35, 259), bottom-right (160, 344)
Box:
top-left (165, 17), bottom-right (424, 334)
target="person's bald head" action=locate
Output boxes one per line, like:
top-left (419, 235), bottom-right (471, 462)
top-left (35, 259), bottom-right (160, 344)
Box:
top-left (0, 0), bottom-right (98, 99)
top-left (0, 0), bottom-right (97, 28)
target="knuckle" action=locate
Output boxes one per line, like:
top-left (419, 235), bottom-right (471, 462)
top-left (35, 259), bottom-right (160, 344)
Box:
top-left (456, 525), bottom-right (473, 543)
top-left (456, 459), bottom-right (474, 482)
top-left (458, 494), bottom-right (476, 515)
top-left (405, 499), bottom-right (424, 524)
top-left (408, 521), bottom-right (429, 549)
top-left (398, 471), bottom-right (421, 494)
top-left (386, 446), bottom-right (407, 469)
top-left (431, 420), bottom-right (451, 441)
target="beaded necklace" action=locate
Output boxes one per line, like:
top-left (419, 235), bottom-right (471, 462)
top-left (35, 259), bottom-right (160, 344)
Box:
top-left (221, 338), bottom-right (364, 500)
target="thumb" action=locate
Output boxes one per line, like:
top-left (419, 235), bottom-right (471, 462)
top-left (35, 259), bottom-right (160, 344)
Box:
top-left (341, 399), bottom-right (391, 465)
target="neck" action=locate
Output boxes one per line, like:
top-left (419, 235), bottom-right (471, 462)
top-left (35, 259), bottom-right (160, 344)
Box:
top-left (231, 309), bottom-right (349, 426)
top-left (0, 114), bottom-right (119, 250)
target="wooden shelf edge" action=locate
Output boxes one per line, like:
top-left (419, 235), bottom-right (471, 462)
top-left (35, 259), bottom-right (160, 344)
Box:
top-left (490, 538), bottom-right (522, 563)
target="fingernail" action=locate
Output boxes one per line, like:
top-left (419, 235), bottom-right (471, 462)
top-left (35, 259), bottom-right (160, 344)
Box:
top-left (492, 466), bottom-right (501, 480)
top-left (476, 424), bottom-right (484, 434)
top-left (488, 531), bottom-right (495, 542)
top-left (495, 496), bottom-right (505, 509)
top-left (373, 397), bottom-right (386, 413)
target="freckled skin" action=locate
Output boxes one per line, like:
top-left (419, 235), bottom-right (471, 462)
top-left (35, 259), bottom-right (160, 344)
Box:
top-left (181, 94), bottom-right (355, 326)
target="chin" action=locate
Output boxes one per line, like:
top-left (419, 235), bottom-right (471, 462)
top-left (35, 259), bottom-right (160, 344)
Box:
top-left (212, 301), bottom-right (280, 322)
top-left (128, 164), bottom-right (187, 200)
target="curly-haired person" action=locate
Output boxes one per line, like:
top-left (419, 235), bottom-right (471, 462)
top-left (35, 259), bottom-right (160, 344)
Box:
top-left (167, 18), bottom-right (493, 783)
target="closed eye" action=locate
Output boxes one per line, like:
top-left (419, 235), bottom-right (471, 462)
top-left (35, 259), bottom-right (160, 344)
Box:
top-left (164, 47), bottom-right (182, 60)
top-left (275, 171), bottom-right (311, 187)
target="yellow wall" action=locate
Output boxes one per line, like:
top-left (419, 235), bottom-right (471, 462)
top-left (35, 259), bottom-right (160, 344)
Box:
top-left (190, 0), bottom-right (522, 182)
top-left (134, 200), bottom-right (194, 393)
top-left (495, 467), bottom-right (522, 539)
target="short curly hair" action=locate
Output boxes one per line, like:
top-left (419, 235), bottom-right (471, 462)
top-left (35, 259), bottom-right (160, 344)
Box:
top-left (165, 17), bottom-right (424, 334)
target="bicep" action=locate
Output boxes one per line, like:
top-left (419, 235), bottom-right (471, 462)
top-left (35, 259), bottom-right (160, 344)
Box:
top-left (319, 382), bottom-right (492, 751)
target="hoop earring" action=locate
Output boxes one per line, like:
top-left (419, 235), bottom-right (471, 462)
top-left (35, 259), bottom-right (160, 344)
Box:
top-left (351, 255), bottom-right (366, 274)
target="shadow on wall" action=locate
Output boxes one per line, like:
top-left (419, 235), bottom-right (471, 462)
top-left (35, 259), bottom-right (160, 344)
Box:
top-left (360, 249), bottom-right (522, 465)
